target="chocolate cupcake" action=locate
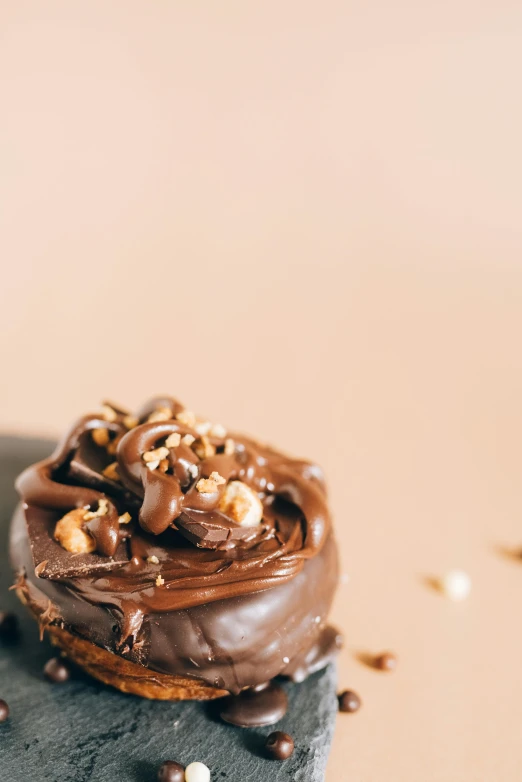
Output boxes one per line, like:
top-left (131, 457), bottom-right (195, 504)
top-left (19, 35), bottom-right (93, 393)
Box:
top-left (10, 397), bottom-right (341, 722)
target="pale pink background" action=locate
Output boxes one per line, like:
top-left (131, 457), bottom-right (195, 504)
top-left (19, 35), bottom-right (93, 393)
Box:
top-left (2, 2), bottom-right (522, 780)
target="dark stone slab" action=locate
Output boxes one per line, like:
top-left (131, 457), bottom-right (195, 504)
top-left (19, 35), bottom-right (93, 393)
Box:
top-left (0, 435), bottom-right (337, 781)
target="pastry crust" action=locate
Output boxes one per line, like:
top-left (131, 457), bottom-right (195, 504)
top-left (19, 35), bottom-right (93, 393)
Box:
top-left (20, 593), bottom-right (227, 701)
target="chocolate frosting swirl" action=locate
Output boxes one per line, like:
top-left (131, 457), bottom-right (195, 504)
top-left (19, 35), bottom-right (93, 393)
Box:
top-left (15, 397), bottom-right (331, 614)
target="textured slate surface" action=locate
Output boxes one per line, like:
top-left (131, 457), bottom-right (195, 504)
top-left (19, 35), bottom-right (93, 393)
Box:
top-left (0, 436), bottom-right (337, 781)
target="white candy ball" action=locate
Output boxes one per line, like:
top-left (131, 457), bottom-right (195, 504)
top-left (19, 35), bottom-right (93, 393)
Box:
top-left (185, 761), bottom-right (211, 782)
top-left (440, 569), bottom-right (471, 601)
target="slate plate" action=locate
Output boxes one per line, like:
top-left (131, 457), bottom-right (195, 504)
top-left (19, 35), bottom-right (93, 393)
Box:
top-left (0, 436), bottom-right (337, 782)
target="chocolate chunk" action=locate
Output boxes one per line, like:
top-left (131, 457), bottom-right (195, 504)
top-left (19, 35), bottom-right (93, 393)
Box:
top-left (265, 731), bottom-right (294, 760)
top-left (68, 435), bottom-right (120, 493)
top-left (25, 505), bottom-right (129, 580)
top-left (43, 657), bottom-right (70, 683)
top-left (176, 508), bottom-right (265, 550)
top-left (374, 651), bottom-right (397, 672)
top-left (0, 699), bottom-right (9, 722)
top-left (219, 683), bottom-right (288, 727)
top-left (0, 611), bottom-right (19, 640)
top-left (338, 689), bottom-right (361, 713)
top-left (157, 760), bottom-right (185, 782)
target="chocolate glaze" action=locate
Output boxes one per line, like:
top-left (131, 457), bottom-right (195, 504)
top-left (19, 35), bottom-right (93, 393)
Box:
top-left (11, 397), bottom-right (341, 695)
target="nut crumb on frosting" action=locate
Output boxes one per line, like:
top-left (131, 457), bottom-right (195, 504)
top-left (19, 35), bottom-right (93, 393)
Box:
top-left (100, 404), bottom-right (118, 423)
top-left (123, 414), bottom-right (138, 430)
top-left (147, 407), bottom-right (172, 423)
top-left (224, 438), bottom-right (235, 455)
top-left (156, 574), bottom-right (165, 586)
top-left (143, 447), bottom-right (169, 463)
top-left (92, 428), bottom-right (109, 447)
top-left (165, 432), bottom-right (181, 448)
top-left (176, 409), bottom-right (196, 428)
top-left (106, 433), bottom-right (123, 455)
top-left (54, 509), bottom-right (96, 554)
top-left (182, 433), bottom-right (196, 446)
top-left (194, 420), bottom-right (211, 436)
top-left (218, 480), bottom-right (263, 527)
top-left (210, 423), bottom-right (227, 438)
top-left (118, 512), bottom-right (131, 524)
top-left (194, 435), bottom-right (216, 460)
top-left (147, 555), bottom-right (159, 564)
top-left (196, 471), bottom-right (226, 494)
top-left (83, 498), bottom-right (109, 520)
top-left (102, 462), bottom-right (119, 481)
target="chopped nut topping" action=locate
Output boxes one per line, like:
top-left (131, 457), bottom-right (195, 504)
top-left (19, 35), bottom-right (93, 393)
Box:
top-left (182, 434), bottom-right (196, 446)
top-left (224, 438), bottom-right (235, 455)
top-left (83, 498), bottom-right (109, 520)
top-left (123, 414), bottom-right (139, 430)
top-left (145, 460), bottom-right (160, 471)
top-left (143, 446), bottom-right (169, 463)
top-left (218, 481), bottom-right (263, 527)
top-left (158, 458), bottom-right (169, 473)
top-left (194, 420), bottom-right (211, 436)
top-left (176, 410), bottom-right (196, 427)
top-left (147, 407), bottom-right (172, 423)
top-left (92, 428), bottom-right (110, 447)
top-left (147, 555), bottom-right (159, 564)
top-left (156, 574), bottom-right (165, 586)
top-left (101, 404), bottom-right (118, 422)
top-left (210, 423), bottom-right (227, 438)
top-left (54, 509), bottom-right (96, 554)
top-left (106, 433), bottom-right (123, 455)
top-left (196, 471), bottom-right (226, 494)
top-left (102, 462), bottom-right (119, 481)
top-left (165, 432), bottom-right (181, 448)
top-left (194, 436), bottom-right (216, 460)
top-left (118, 512), bottom-right (132, 524)
top-left (188, 464), bottom-right (199, 480)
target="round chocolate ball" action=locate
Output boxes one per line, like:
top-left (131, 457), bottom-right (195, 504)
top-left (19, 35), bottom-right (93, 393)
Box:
top-left (43, 657), bottom-right (70, 683)
top-left (375, 651), bottom-right (397, 672)
top-left (0, 699), bottom-right (9, 722)
top-left (0, 611), bottom-right (19, 640)
top-left (338, 689), bottom-right (361, 713)
top-left (265, 730), bottom-right (294, 760)
top-left (157, 760), bottom-right (185, 782)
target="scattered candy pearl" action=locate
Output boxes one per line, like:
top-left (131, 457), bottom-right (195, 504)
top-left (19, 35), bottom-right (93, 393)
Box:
top-left (440, 569), bottom-right (471, 601)
top-left (0, 699), bottom-right (9, 722)
top-left (157, 760), bottom-right (185, 782)
top-left (374, 651), bottom-right (397, 672)
top-left (265, 731), bottom-right (295, 760)
top-left (43, 657), bottom-right (70, 683)
top-left (338, 689), bottom-right (361, 713)
top-left (185, 761), bottom-right (210, 782)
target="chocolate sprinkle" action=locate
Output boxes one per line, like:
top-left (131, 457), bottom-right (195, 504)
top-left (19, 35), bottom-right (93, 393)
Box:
top-left (338, 689), bottom-right (361, 713)
top-left (0, 699), bottom-right (9, 722)
top-left (157, 760), bottom-right (185, 782)
top-left (43, 657), bottom-right (70, 683)
top-left (265, 731), bottom-right (295, 760)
